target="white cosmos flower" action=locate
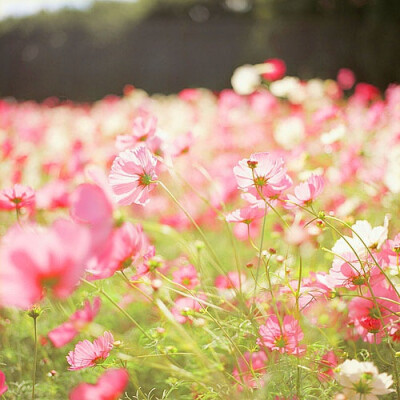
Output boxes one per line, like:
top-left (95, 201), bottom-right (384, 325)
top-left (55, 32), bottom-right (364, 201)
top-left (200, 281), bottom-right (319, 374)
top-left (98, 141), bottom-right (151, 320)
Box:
top-left (231, 65), bottom-right (261, 95)
top-left (332, 215), bottom-right (390, 257)
top-left (334, 360), bottom-right (394, 399)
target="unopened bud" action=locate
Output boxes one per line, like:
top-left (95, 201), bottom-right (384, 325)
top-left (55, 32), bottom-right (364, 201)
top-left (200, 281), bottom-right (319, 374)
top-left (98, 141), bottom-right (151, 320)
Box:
top-left (247, 160), bottom-right (258, 169)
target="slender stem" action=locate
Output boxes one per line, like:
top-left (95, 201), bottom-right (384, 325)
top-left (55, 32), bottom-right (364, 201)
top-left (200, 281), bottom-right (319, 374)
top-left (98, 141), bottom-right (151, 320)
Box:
top-left (32, 316), bottom-right (38, 400)
top-left (81, 279), bottom-right (153, 341)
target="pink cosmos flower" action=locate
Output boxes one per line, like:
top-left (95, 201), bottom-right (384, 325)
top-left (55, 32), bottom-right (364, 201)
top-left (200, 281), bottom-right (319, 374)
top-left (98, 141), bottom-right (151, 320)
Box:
top-left (0, 183), bottom-right (35, 211)
top-left (226, 205), bottom-right (265, 224)
top-left (171, 295), bottom-right (206, 324)
top-left (233, 351), bottom-right (268, 391)
top-left (286, 175), bottom-right (324, 207)
top-left (317, 350), bottom-right (338, 381)
top-left (86, 222), bottom-right (148, 280)
top-left (67, 331), bottom-right (114, 370)
top-left (0, 370), bottom-right (8, 396)
top-left (172, 264), bottom-right (199, 289)
top-left (109, 145), bottom-right (158, 206)
top-left (348, 281), bottom-right (400, 343)
top-left (215, 271), bottom-right (245, 290)
top-left (233, 152), bottom-right (292, 200)
top-left (69, 368), bottom-right (129, 400)
top-left (48, 297), bottom-right (101, 348)
top-left (116, 112), bottom-right (161, 153)
top-left (258, 315), bottom-right (305, 356)
top-left (0, 219), bottom-right (91, 309)
top-left (70, 183), bottom-right (114, 254)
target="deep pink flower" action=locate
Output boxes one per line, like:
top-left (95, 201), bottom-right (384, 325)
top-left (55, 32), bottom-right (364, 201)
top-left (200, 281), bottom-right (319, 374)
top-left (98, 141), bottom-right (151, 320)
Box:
top-left (348, 281), bottom-right (400, 343)
top-left (109, 145), bottom-right (158, 206)
top-left (317, 350), bottom-right (338, 381)
top-left (48, 297), bottom-right (101, 348)
top-left (286, 174), bottom-right (324, 207)
top-left (67, 331), bottom-right (114, 370)
top-left (258, 315), bottom-right (305, 356)
top-left (0, 184), bottom-right (35, 211)
top-left (0, 219), bottom-right (91, 309)
top-left (233, 152), bottom-right (292, 200)
top-left (0, 370), bottom-right (8, 396)
top-left (262, 58), bottom-right (286, 81)
top-left (69, 368), bottom-right (129, 400)
top-left (172, 264), bottom-right (199, 289)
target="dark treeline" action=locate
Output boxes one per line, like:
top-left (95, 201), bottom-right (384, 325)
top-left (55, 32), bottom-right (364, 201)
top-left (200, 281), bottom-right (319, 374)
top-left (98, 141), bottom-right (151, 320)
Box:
top-left (1, 0), bottom-right (399, 101)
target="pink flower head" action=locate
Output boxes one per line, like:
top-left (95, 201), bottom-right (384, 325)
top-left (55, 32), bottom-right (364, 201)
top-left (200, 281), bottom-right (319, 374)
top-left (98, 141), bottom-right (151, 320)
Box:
top-left (67, 331), bottom-right (114, 370)
top-left (348, 281), bottom-right (400, 343)
top-left (70, 183), bottom-right (114, 254)
top-left (317, 350), bottom-right (338, 381)
top-left (86, 222), bottom-right (148, 280)
top-left (337, 68), bottom-right (356, 90)
top-left (262, 58), bottom-right (286, 81)
top-left (233, 351), bottom-right (268, 391)
top-left (109, 145), bottom-right (158, 206)
top-left (172, 264), bottom-right (199, 289)
top-left (0, 370), bottom-right (8, 396)
top-left (0, 184), bottom-right (35, 211)
top-left (0, 219), bottom-right (91, 309)
top-left (48, 297), bottom-right (101, 348)
top-left (226, 205), bottom-right (265, 224)
top-left (286, 174), bottom-right (324, 207)
top-left (69, 368), bottom-right (129, 400)
top-left (215, 271), bottom-right (245, 290)
top-left (258, 315), bottom-right (305, 356)
top-left (171, 295), bottom-right (206, 324)
top-left (233, 152), bottom-right (292, 200)
top-left (116, 111), bottom-right (161, 153)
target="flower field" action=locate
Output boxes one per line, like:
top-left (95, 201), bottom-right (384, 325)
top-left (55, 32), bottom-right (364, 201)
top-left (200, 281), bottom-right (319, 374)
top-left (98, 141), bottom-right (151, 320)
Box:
top-left (1, 60), bottom-right (400, 399)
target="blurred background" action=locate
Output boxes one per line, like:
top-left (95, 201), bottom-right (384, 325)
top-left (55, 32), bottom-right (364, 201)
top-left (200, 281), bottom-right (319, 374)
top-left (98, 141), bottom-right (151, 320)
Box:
top-left (0, 0), bottom-right (399, 101)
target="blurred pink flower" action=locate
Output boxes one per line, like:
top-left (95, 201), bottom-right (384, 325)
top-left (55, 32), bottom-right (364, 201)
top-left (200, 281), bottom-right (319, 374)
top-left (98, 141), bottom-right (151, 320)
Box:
top-left (67, 331), bottom-right (114, 371)
top-left (0, 219), bottom-right (91, 309)
top-left (337, 68), bottom-right (356, 90)
top-left (48, 297), bottom-right (101, 348)
top-left (109, 145), bottom-right (158, 206)
top-left (262, 58), bottom-right (286, 81)
top-left (233, 351), bottom-right (268, 391)
top-left (286, 174), bottom-right (324, 207)
top-left (0, 183), bottom-right (35, 211)
top-left (0, 370), bottom-right (8, 396)
top-left (258, 315), bottom-right (305, 356)
top-left (172, 264), bottom-right (199, 289)
top-left (69, 368), bottom-right (129, 400)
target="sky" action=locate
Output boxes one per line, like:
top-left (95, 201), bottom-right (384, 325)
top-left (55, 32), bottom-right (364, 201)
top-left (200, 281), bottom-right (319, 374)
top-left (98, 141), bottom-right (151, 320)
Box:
top-left (0, 0), bottom-right (137, 20)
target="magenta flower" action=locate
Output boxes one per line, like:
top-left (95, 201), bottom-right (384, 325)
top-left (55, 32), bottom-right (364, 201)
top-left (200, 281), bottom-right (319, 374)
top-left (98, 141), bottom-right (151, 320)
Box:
top-left (233, 152), bottom-right (292, 200)
top-left (109, 145), bottom-right (158, 206)
top-left (67, 331), bottom-right (114, 371)
top-left (258, 315), bottom-right (305, 356)
top-left (0, 370), bottom-right (8, 396)
top-left (69, 368), bottom-right (129, 400)
top-left (0, 183), bottom-right (35, 211)
top-left (233, 351), bottom-right (268, 391)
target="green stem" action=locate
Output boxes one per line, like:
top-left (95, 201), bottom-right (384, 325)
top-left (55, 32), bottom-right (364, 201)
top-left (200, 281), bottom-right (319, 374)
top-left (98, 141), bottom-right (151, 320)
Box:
top-left (32, 316), bottom-right (38, 400)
